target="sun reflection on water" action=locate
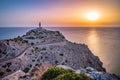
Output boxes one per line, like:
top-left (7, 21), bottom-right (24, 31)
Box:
top-left (87, 29), bottom-right (101, 57)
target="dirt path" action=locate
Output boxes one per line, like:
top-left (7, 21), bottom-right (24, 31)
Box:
top-left (0, 41), bottom-right (66, 63)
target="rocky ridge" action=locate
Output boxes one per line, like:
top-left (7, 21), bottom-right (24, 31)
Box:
top-left (0, 27), bottom-right (119, 80)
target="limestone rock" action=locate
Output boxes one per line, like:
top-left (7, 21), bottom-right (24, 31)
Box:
top-left (0, 28), bottom-right (111, 79)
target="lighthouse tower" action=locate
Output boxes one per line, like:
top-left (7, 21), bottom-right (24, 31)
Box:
top-left (38, 22), bottom-right (42, 30)
top-left (39, 22), bottom-right (41, 27)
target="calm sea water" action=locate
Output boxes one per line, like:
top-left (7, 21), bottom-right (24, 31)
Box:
top-left (0, 27), bottom-right (35, 40)
top-left (0, 27), bottom-right (120, 74)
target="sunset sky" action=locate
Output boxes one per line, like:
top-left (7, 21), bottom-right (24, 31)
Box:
top-left (0, 0), bottom-right (120, 27)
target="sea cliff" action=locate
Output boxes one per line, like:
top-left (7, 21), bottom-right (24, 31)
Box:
top-left (0, 27), bottom-right (119, 80)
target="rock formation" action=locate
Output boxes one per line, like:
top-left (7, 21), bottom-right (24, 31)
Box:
top-left (0, 28), bottom-right (119, 80)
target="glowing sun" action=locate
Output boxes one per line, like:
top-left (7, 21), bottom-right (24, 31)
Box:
top-left (85, 11), bottom-right (100, 21)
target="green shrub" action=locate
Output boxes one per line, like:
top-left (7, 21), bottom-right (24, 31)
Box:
top-left (53, 73), bottom-right (92, 80)
top-left (23, 40), bottom-right (28, 43)
top-left (32, 59), bottom-right (35, 62)
top-left (6, 62), bottom-right (12, 67)
top-left (23, 67), bottom-right (30, 73)
top-left (2, 52), bottom-right (7, 55)
top-left (31, 42), bottom-right (34, 45)
top-left (41, 67), bottom-right (73, 80)
top-left (55, 60), bottom-right (58, 64)
top-left (59, 53), bottom-right (64, 56)
top-left (30, 64), bottom-right (32, 67)
top-left (6, 68), bottom-right (11, 72)
top-left (35, 47), bottom-right (38, 50)
top-left (41, 67), bottom-right (92, 80)
top-left (35, 64), bottom-right (39, 66)
top-left (0, 50), bottom-right (2, 53)
top-left (0, 72), bottom-right (4, 76)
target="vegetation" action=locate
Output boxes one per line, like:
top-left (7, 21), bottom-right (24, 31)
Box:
top-left (2, 65), bottom-right (7, 68)
top-left (6, 40), bottom-right (9, 45)
top-left (53, 72), bottom-right (92, 80)
top-left (35, 47), bottom-right (38, 50)
top-left (0, 50), bottom-right (1, 53)
top-left (65, 60), bottom-right (68, 63)
top-left (41, 67), bottom-right (92, 80)
top-left (31, 42), bottom-right (34, 46)
top-left (28, 37), bottom-right (35, 39)
top-left (37, 59), bottom-right (40, 62)
top-left (55, 60), bottom-right (58, 64)
top-left (30, 64), bottom-right (32, 68)
top-left (0, 72), bottom-right (4, 76)
top-left (6, 62), bottom-right (12, 67)
top-left (41, 56), bottom-right (43, 59)
top-left (6, 68), bottom-right (12, 72)
top-left (23, 67), bottom-right (30, 73)
top-left (14, 38), bottom-right (19, 42)
top-left (23, 40), bottom-right (28, 43)
top-left (41, 67), bottom-right (73, 80)
top-left (35, 64), bottom-right (39, 66)
top-left (32, 59), bottom-right (35, 62)
top-left (59, 53), bottom-right (64, 56)
top-left (0, 49), bottom-right (7, 55)
top-left (17, 36), bottom-right (23, 41)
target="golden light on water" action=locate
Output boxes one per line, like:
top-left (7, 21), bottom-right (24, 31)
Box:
top-left (87, 29), bottom-right (100, 56)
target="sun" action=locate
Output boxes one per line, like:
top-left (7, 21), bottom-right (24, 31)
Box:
top-left (85, 11), bottom-right (100, 21)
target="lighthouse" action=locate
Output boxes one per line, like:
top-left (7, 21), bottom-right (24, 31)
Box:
top-left (39, 22), bottom-right (41, 27)
top-left (38, 22), bottom-right (42, 30)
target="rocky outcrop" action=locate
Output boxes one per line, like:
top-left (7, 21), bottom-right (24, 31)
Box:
top-left (2, 65), bottom-right (119, 80)
top-left (57, 65), bottom-right (120, 80)
top-left (0, 28), bottom-right (108, 79)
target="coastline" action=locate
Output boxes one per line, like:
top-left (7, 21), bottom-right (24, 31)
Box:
top-left (0, 27), bottom-right (120, 74)
top-left (0, 27), bottom-right (120, 80)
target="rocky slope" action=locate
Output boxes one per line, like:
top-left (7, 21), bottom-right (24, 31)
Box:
top-left (0, 27), bottom-right (119, 80)
top-left (56, 65), bottom-right (120, 80)
top-left (2, 65), bottom-right (120, 80)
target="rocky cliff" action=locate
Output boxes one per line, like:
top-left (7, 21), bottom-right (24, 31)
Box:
top-left (0, 27), bottom-right (117, 80)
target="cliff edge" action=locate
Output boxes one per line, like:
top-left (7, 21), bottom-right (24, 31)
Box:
top-left (0, 28), bottom-right (107, 79)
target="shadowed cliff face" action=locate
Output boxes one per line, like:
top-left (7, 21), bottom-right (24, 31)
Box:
top-left (0, 41), bottom-right (8, 58)
top-left (0, 28), bottom-right (105, 79)
top-left (0, 41), bottom-right (7, 51)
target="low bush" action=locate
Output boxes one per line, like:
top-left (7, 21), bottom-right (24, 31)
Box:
top-left (41, 67), bottom-right (92, 80)
top-left (6, 68), bottom-right (11, 72)
top-left (53, 73), bottom-right (92, 80)
top-left (23, 67), bottom-right (30, 73)
top-left (0, 72), bottom-right (4, 76)
top-left (41, 67), bottom-right (73, 80)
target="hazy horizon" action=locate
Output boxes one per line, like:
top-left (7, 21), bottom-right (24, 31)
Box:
top-left (0, 25), bottom-right (120, 28)
top-left (0, 0), bottom-right (120, 27)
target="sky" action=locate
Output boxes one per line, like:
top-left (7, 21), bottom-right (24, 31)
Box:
top-left (0, 0), bottom-right (120, 27)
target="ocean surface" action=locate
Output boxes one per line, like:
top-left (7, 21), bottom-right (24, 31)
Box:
top-left (0, 27), bottom-right (120, 74)
top-left (0, 27), bottom-right (35, 40)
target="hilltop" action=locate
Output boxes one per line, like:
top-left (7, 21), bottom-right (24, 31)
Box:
top-left (0, 27), bottom-right (119, 80)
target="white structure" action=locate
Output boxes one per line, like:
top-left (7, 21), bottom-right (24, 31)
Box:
top-left (39, 22), bottom-right (41, 27)
top-left (38, 22), bottom-right (42, 30)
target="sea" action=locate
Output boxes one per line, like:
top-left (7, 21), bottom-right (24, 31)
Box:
top-left (0, 27), bottom-right (120, 74)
